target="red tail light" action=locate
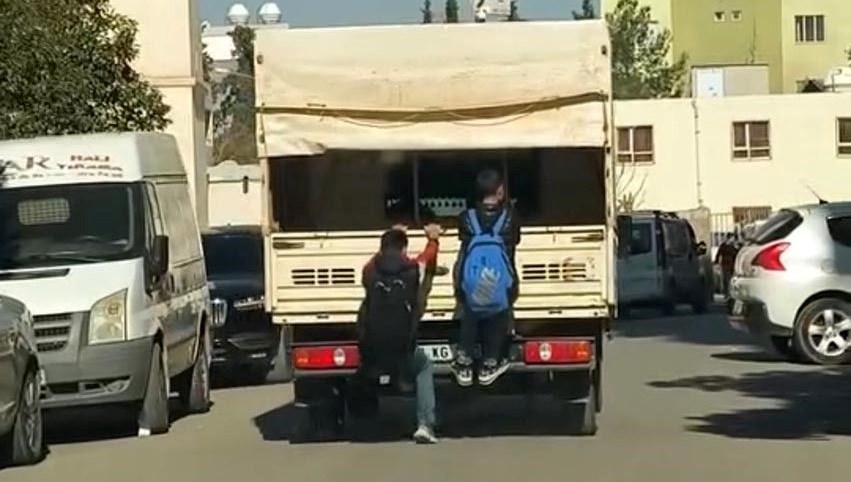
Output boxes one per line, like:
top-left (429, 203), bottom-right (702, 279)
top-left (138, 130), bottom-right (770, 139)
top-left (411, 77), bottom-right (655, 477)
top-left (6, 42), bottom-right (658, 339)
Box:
top-left (524, 340), bottom-right (592, 364)
top-left (752, 242), bottom-right (790, 271)
top-left (293, 345), bottom-right (360, 370)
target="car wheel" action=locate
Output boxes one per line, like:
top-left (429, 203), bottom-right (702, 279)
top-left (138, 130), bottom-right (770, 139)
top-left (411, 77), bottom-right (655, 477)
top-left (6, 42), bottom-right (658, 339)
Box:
top-left (138, 343), bottom-right (170, 435)
top-left (769, 336), bottom-right (798, 361)
top-left (793, 298), bottom-right (851, 365)
top-left (179, 326), bottom-right (212, 413)
top-left (2, 368), bottom-right (44, 466)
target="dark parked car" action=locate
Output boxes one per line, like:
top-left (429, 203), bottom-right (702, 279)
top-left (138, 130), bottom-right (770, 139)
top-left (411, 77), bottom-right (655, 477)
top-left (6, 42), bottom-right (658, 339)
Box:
top-left (202, 226), bottom-right (286, 383)
top-left (0, 296), bottom-right (43, 466)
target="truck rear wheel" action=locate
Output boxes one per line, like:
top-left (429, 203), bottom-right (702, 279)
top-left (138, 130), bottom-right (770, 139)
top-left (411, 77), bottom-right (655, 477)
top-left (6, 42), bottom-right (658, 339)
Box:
top-left (563, 382), bottom-right (597, 436)
top-left (290, 379), bottom-right (344, 443)
top-left (552, 370), bottom-right (598, 436)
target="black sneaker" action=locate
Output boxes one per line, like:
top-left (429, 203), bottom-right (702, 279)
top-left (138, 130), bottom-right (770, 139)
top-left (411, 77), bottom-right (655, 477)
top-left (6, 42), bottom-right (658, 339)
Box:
top-left (452, 363), bottom-right (474, 387)
top-left (478, 359), bottom-right (510, 386)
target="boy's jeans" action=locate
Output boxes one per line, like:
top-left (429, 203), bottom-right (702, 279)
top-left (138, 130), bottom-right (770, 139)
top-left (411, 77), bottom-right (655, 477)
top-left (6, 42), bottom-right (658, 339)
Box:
top-left (412, 348), bottom-right (436, 428)
top-left (457, 310), bottom-right (512, 366)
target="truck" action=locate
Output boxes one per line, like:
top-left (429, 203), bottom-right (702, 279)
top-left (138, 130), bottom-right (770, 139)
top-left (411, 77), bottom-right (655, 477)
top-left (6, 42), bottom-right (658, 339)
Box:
top-left (254, 20), bottom-right (616, 441)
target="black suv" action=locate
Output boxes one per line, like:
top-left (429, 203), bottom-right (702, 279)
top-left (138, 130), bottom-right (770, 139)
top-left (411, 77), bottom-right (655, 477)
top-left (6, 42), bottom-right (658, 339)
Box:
top-left (202, 226), bottom-right (283, 382)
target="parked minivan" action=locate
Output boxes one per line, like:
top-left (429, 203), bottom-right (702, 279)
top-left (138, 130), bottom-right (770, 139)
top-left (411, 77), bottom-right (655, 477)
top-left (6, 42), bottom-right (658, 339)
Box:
top-left (0, 133), bottom-right (218, 435)
top-left (617, 211), bottom-right (712, 316)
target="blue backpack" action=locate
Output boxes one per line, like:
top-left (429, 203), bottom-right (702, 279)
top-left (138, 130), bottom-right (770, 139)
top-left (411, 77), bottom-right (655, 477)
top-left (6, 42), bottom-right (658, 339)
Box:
top-left (461, 209), bottom-right (513, 316)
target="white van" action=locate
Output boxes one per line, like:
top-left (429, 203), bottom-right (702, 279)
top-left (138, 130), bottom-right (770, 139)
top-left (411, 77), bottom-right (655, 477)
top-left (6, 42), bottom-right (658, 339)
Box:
top-left (617, 211), bottom-right (712, 316)
top-left (0, 132), bottom-right (217, 435)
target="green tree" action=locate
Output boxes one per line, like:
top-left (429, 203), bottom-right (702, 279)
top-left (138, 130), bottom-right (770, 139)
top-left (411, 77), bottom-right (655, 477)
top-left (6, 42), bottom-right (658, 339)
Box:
top-left (573, 0), bottom-right (596, 20)
top-left (213, 25), bottom-right (257, 164)
top-left (507, 1), bottom-right (521, 21)
top-left (607, 0), bottom-right (687, 99)
top-left (0, 0), bottom-right (170, 139)
top-left (445, 0), bottom-right (459, 23)
top-left (422, 0), bottom-right (433, 23)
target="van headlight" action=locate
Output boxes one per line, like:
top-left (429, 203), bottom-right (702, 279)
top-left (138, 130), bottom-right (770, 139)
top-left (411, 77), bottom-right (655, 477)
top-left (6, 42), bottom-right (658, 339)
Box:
top-left (89, 290), bottom-right (127, 344)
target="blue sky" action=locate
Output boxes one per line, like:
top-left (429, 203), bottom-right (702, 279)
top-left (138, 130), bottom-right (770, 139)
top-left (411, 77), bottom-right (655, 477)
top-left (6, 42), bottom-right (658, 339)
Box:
top-left (201, 0), bottom-right (596, 27)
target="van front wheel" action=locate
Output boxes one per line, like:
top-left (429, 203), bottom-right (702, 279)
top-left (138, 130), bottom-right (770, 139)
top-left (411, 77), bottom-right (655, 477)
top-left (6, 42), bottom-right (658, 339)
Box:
top-left (138, 344), bottom-right (170, 435)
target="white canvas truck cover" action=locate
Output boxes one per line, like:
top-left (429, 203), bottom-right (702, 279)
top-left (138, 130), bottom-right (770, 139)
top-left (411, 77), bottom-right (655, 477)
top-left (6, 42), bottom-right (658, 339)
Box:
top-left (254, 21), bottom-right (612, 156)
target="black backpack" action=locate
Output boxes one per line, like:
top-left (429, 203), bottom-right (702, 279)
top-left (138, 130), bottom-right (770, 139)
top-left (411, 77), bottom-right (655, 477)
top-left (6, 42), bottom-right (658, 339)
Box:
top-left (358, 257), bottom-right (418, 382)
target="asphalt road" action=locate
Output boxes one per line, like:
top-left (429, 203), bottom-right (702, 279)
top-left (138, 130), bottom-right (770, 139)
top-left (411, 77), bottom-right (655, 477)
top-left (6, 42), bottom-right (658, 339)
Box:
top-left (5, 306), bottom-right (851, 482)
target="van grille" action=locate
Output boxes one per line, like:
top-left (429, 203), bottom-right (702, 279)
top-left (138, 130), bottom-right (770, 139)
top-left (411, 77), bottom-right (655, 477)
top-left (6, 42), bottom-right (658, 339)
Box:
top-left (522, 262), bottom-right (588, 282)
top-left (33, 313), bottom-right (72, 352)
top-left (291, 268), bottom-right (357, 286)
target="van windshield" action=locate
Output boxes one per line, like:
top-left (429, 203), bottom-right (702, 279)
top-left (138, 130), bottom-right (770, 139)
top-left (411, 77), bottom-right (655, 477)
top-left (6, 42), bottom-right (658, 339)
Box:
top-left (0, 183), bottom-right (140, 269)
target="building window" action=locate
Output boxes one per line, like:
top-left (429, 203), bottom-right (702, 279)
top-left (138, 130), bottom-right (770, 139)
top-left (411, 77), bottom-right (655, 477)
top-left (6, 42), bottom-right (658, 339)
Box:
top-left (838, 118), bottom-right (851, 156)
top-left (731, 10), bottom-right (742, 22)
top-left (714, 11), bottom-right (725, 22)
top-left (617, 126), bottom-right (654, 164)
top-left (733, 206), bottom-right (772, 225)
top-left (732, 121), bottom-right (771, 160)
top-left (795, 15), bottom-right (825, 43)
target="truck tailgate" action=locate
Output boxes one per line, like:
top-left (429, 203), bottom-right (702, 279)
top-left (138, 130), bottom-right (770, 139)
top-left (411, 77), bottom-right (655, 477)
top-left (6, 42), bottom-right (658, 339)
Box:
top-left (268, 226), bottom-right (610, 324)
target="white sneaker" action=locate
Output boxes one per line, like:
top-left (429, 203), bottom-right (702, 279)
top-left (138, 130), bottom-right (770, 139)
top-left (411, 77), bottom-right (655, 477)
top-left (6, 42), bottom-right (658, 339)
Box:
top-left (413, 425), bottom-right (439, 444)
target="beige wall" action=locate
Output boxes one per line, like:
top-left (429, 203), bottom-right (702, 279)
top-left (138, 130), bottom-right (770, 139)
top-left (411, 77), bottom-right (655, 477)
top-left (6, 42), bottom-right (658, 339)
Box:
top-left (112, 0), bottom-right (208, 227)
top-left (614, 99), bottom-right (700, 210)
top-left (208, 181), bottom-right (263, 227)
top-left (207, 162), bottom-right (262, 227)
top-left (615, 93), bottom-right (851, 214)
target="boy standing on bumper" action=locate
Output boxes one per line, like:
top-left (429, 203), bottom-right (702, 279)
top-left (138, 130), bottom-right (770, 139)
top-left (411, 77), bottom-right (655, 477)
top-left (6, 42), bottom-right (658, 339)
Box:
top-left (357, 224), bottom-right (442, 444)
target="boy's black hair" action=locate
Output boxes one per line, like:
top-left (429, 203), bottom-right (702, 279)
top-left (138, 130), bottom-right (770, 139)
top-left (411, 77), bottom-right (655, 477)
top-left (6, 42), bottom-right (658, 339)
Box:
top-left (476, 168), bottom-right (503, 200)
top-left (380, 229), bottom-right (409, 252)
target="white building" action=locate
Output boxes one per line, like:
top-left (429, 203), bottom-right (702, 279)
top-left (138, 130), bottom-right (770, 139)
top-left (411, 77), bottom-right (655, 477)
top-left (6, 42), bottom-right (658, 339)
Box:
top-left (614, 92), bottom-right (851, 220)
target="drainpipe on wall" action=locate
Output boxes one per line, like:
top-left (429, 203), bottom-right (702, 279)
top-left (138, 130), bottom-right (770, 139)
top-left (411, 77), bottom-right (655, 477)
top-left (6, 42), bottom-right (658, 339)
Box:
top-left (691, 98), bottom-right (705, 207)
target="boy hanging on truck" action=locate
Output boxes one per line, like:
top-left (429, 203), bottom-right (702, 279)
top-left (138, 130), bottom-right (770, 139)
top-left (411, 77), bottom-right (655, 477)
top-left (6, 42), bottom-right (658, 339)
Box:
top-left (356, 224), bottom-right (442, 444)
top-left (452, 169), bottom-right (521, 387)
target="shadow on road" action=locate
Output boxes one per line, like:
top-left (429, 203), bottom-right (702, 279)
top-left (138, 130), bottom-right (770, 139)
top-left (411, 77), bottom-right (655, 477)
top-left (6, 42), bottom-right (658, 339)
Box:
top-left (613, 305), bottom-right (752, 347)
top-left (253, 390), bottom-right (581, 443)
top-left (710, 350), bottom-right (786, 364)
top-left (649, 367), bottom-right (851, 440)
top-left (43, 398), bottom-right (196, 446)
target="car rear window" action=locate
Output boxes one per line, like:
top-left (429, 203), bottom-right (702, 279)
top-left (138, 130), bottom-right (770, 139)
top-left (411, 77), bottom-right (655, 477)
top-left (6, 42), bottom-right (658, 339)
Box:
top-left (827, 216), bottom-right (851, 248)
top-left (202, 233), bottom-right (262, 275)
top-left (749, 209), bottom-right (802, 246)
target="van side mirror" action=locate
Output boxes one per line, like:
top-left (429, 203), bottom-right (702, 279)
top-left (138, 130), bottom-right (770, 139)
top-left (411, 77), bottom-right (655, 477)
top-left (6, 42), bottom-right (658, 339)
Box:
top-left (152, 235), bottom-right (169, 277)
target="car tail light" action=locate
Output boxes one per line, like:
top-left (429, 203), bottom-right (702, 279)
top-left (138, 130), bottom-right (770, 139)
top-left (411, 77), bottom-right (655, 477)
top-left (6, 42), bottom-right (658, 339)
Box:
top-left (524, 340), bottom-right (592, 364)
top-left (293, 345), bottom-right (360, 369)
top-left (752, 242), bottom-right (790, 271)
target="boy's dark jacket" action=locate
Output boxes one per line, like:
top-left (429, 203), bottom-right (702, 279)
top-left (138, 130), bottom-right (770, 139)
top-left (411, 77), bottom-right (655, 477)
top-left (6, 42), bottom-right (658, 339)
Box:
top-left (357, 239), bottom-right (438, 379)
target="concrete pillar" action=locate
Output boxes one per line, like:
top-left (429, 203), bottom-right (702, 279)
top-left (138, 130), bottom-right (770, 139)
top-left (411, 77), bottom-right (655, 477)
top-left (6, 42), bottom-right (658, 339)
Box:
top-left (111, 0), bottom-right (209, 228)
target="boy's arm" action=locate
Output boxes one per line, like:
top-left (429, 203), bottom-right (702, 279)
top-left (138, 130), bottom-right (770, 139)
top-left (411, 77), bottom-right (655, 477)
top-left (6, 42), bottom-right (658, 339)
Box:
top-left (413, 238), bottom-right (439, 267)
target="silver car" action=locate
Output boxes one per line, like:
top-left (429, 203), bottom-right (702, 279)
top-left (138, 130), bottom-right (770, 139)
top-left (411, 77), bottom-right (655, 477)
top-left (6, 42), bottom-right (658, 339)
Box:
top-left (728, 202), bottom-right (851, 364)
top-left (0, 295), bottom-right (43, 466)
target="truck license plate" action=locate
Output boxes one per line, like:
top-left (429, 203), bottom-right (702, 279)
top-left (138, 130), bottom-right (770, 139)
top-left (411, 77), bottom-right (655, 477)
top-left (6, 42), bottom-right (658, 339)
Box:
top-left (421, 344), bottom-right (454, 362)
